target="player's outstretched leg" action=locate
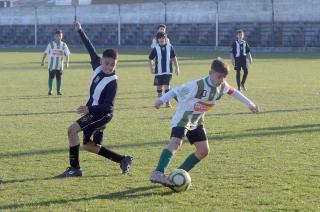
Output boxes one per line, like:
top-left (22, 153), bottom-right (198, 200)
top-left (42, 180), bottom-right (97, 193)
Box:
top-left (150, 170), bottom-right (174, 187)
top-left (55, 166), bottom-right (83, 178)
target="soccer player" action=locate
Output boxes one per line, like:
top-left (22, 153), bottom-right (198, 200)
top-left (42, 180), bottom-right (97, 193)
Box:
top-left (150, 24), bottom-right (170, 48)
top-left (41, 29), bottom-right (70, 95)
top-left (230, 30), bottom-right (253, 92)
top-left (150, 58), bottom-right (259, 187)
top-left (56, 21), bottom-right (133, 178)
top-left (149, 32), bottom-right (180, 108)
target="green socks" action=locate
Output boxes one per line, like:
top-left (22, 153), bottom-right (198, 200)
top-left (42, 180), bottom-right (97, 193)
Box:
top-left (178, 153), bottom-right (200, 172)
top-left (48, 78), bottom-right (53, 93)
top-left (155, 149), bottom-right (173, 173)
top-left (56, 79), bottom-right (62, 93)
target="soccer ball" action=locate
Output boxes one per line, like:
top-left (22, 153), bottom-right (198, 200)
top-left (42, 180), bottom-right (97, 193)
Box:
top-left (168, 169), bottom-right (191, 192)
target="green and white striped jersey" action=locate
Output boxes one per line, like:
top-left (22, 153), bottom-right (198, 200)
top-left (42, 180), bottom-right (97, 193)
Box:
top-left (160, 76), bottom-right (235, 130)
top-left (45, 41), bottom-right (70, 70)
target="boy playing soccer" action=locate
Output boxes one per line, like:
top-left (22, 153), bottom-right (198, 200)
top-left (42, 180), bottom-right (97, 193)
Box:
top-left (41, 29), bottom-right (70, 95)
top-left (56, 21), bottom-right (133, 178)
top-left (149, 32), bottom-right (180, 108)
top-left (230, 30), bottom-right (253, 92)
top-left (150, 58), bottom-right (259, 187)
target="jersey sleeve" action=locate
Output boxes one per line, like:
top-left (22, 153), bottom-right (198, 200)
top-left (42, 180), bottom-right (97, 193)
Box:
top-left (224, 81), bottom-right (236, 95)
top-left (77, 28), bottom-right (101, 70)
top-left (246, 42), bottom-right (251, 53)
top-left (230, 42), bottom-right (236, 56)
top-left (63, 43), bottom-right (71, 56)
top-left (149, 48), bottom-right (157, 60)
top-left (45, 43), bottom-right (50, 54)
top-left (170, 46), bottom-right (176, 58)
top-left (173, 81), bottom-right (198, 102)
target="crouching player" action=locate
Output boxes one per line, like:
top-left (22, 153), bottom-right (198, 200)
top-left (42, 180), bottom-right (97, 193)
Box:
top-left (150, 58), bottom-right (259, 186)
top-left (56, 21), bottom-right (133, 178)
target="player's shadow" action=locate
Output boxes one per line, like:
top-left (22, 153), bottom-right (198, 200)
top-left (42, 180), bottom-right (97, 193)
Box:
top-left (0, 185), bottom-right (173, 210)
top-left (208, 123), bottom-right (320, 141)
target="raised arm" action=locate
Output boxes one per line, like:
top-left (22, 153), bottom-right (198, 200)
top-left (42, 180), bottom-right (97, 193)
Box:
top-left (74, 21), bottom-right (100, 70)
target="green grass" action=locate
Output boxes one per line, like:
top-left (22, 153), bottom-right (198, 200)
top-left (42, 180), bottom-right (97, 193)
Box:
top-left (0, 48), bottom-right (319, 211)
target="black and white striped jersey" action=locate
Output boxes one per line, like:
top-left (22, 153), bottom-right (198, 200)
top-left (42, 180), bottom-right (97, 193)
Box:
top-left (78, 29), bottom-right (117, 117)
top-left (149, 43), bottom-right (176, 75)
top-left (231, 40), bottom-right (251, 59)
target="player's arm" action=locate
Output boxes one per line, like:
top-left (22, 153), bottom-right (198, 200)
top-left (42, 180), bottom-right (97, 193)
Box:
top-left (170, 46), bottom-right (180, 75)
top-left (150, 37), bottom-right (157, 48)
top-left (77, 80), bottom-right (117, 115)
top-left (227, 88), bottom-right (259, 113)
top-left (41, 44), bottom-right (50, 66)
top-left (148, 48), bottom-right (156, 74)
top-left (64, 43), bottom-right (70, 68)
top-left (230, 42), bottom-right (236, 66)
top-left (246, 42), bottom-right (252, 64)
top-left (74, 21), bottom-right (100, 70)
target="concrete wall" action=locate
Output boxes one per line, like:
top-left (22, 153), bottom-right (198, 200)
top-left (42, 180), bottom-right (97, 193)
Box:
top-left (0, 0), bottom-right (319, 25)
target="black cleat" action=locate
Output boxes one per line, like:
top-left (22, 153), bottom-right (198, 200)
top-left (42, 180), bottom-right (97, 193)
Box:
top-left (57, 92), bottom-right (62, 95)
top-left (54, 167), bottom-right (82, 178)
top-left (48, 92), bottom-right (53, 95)
top-left (120, 156), bottom-right (133, 174)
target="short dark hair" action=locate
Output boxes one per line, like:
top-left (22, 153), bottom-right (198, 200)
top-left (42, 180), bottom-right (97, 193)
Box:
top-left (156, 32), bottom-right (166, 39)
top-left (55, 29), bottom-right (63, 34)
top-left (211, 57), bottom-right (229, 76)
top-left (157, 24), bottom-right (166, 30)
top-left (236, 29), bottom-right (244, 34)
top-left (102, 49), bottom-right (118, 60)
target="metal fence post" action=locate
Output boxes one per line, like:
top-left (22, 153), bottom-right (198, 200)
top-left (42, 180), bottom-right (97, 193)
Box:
top-left (215, 1), bottom-right (219, 47)
top-left (34, 6), bottom-right (38, 47)
top-left (118, 4), bottom-right (121, 46)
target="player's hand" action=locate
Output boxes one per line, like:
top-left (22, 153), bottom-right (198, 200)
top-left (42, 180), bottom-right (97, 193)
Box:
top-left (41, 61), bottom-right (44, 67)
top-left (249, 58), bottom-right (253, 64)
top-left (231, 60), bottom-right (235, 66)
top-left (77, 106), bottom-right (89, 114)
top-left (175, 68), bottom-right (180, 76)
top-left (74, 21), bottom-right (81, 31)
top-left (64, 62), bottom-right (69, 69)
top-left (155, 99), bottom-right (163, 109)
top-left (150, 68), bottom-right (155, 74)
top-left (249, 104), bottom-right (259, 113)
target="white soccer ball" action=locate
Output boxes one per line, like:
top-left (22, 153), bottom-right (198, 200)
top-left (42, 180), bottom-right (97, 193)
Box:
top-left (168, 169), bottom-right (191, 192)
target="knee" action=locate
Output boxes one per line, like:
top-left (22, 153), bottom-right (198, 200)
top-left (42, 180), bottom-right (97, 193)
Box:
top-left (196, 147), bottom-right (210, 159)
top-left (83, 143), bottom-right (91, 152)
top-left (68, 125), bottom-right (77, 138)
top-left (167, 138), bottom-right (183, 152)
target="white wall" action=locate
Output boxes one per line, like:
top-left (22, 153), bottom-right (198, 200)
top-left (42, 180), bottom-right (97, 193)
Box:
top-left (0, 0), bottom-right (319, 25)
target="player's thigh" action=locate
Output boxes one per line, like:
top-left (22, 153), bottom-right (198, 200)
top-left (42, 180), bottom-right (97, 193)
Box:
top-left (68, 121), bottom-right (82, 134)
top-left (168, 127), bottom-right (186, 151)
top-left (55, 69), bottom-right (63, 80)
top-left (162, 74), bottom-right (172, 86)
top-left (186, 125), bottom-right (208, 144)
top-left (48, 69), bottom-right (55, 79)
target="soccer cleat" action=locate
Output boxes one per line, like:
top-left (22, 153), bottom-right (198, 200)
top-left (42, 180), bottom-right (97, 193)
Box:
top-left (48, 92), bottom-right (53, 95)
top-left (120, 155), bottom-right (133, 174)
top-left (54, 167), bottom-right (82, 178)
top-left (241, 84), bottom-right (247, 91)
top-left (57, 92), bottom-right (63, 95)
top-left (150, 171), bottom-right (174, 187)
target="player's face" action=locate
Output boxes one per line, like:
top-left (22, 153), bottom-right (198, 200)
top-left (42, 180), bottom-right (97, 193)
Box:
top-left (209, 70), bottom-right (226, 87)
top-left (100, 57), bottom-right (117, 74)
top-left (237, 32), bottom-right (244, 40)
top-left (158, 37), bottom-right (166, 45)
top-left (55, 33), bottom-right (63, 42)
top-left (158, 27), bottom-right (166, 33)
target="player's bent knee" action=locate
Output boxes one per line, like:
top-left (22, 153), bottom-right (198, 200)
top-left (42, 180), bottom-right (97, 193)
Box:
top-left (196, 148), bottom-right (210, 159)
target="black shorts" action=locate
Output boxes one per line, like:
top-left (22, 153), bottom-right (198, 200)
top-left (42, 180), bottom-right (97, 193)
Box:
top-left (76, 113), bottom-right (112, 145)
top-left (154, 74), bottom-right (172, 86)
top-left (170, 125), bottom-right (207, 144)
top-left (234, 58), bottom-right (248, 71)
top-left (48, 69), bottom-right (63, 79)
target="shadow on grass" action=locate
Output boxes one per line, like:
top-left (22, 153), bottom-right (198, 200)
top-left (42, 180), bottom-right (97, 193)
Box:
top-left (0, 140), bottom-right (166, 159)
top-left (0, 185), bottom-right (173, 210)
top-left (209, 123), bottom-right (320, 141)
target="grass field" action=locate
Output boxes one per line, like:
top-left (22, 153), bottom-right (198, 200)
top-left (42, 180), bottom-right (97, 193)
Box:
top-left (0, 48), bottom-right (319, 211)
